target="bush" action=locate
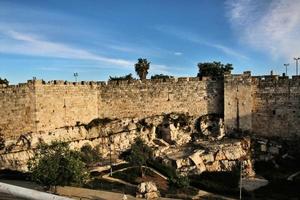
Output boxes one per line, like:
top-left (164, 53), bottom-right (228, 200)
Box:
top-left (80, 144), bottom-right (102, 165)
top-left (125, 138), bottom-right (153, 177)
top-left (151, 74), bottom-right (173, 80)
top-left (109, 73), bottom-right (135, 81)
top-left (0, 78), bottom-right (9, 85)
top-left (84, 117), bottom-right (114, 130)
top-left (28, 141), bottom-right (89, 187)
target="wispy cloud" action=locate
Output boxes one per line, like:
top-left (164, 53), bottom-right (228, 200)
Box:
top-left (0, 30), bottom-right (180, 75)
top-left (226, 0), bottom-right (300, 60)
top-left (174, 52), bottom-right (183, 56)
top-left (155, 25), bottom-right (248, 60)
top-left (0, 30), bottom-right (134, 67)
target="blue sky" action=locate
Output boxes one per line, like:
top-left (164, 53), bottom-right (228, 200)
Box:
top-left (1, 0), bottom-right (300, 84)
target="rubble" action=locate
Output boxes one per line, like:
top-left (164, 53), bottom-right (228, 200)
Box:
top-left (136, 182), bottom-right (160, 199)
top-left (0, 113), bottom-right (255, 177)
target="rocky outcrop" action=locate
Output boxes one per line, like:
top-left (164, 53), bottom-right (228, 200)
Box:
top-left (158, 138), bottom-right (254, 177)
top-left (136, 182), bottom-right (159, 199)
top-left (196, 114), bottom-right (225, 140)
top-left (0, 113), bottom-right (254, 176)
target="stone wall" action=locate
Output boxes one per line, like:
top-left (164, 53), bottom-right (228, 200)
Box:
top-left (1, 73), bottom-right (300, 139)
top-left (224, 72), bottom-right (252, 133)
top-left (0, 82), bottom-right (36, 139)
top-left (99, 78), bottom-right (224, 119)
top-left (34, 80), bottom-right (99, 132)
top-left (251, 75), bottom-right (300, 137)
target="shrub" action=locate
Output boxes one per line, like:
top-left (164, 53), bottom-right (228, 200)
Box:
top-left (28, 141), bottom-right (89, 187)
top-left (109, 73), bottom-right (134, 81)
top-left (125, 137), bottom-right (153, 177)
top-left (80, 144), bottom-right (102, 165)
top-left (151, 74), bottom-right (173, 79)
top-left (84, 117), bottom-right (114, 130)
top-left (0, 78), bottom-right (9, 85)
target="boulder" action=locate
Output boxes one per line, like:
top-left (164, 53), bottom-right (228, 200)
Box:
top-left (136, 182), bottom-right (159, 199)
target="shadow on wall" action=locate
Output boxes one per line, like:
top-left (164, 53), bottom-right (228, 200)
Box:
top-left (225, 112), bottom-right (300, 138)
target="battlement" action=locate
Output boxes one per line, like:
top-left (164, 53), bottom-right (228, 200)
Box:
top-left (1, 71), bottom-right (300, 139)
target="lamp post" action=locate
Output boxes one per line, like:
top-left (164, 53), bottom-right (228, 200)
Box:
top-left (293, 58), bottom-right (300, 75)
top-left (73, 72), bottom-right (78, 82)
top-left (109, 135), bottom-right (113, 176)
top-left (239, 160), bottom-right (244, 200)
top-left (284, 63), bottom-right (289, 76)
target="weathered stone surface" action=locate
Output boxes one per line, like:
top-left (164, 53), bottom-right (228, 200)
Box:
top-left (137, 182), bottom-right (159, 199)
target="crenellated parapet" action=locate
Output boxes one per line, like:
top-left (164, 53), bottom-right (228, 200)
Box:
top-left (1, 71), bottom-right (300, 139)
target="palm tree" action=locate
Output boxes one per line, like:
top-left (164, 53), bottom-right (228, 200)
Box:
top-left (135, 58), bottom-right (150, 80)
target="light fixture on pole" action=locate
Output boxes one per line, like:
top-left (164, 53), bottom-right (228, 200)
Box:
top-left (293, 58), bottom-right (300, 76)
top-left (284, 63), bottom-right (289, 76)
top-left (73, 72), bottom-right (78, 82)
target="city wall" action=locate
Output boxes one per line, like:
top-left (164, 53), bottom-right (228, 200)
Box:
top-left (98, 78), bottom-right (224, 119)
top-left (0, 73), bottom-right (300, 139)
top-left (0, 78), bottom-right (224, 138)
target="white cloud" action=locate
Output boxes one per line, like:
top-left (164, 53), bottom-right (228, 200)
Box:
top-left (0, 30), bottom-right (181, 75)
top-left (155, 25), bottom-right (248, 60)
top-left (226, 0), bottom-right (300, 60)
top-left (174, 52), bottom-right (183, 56)
top-left (0, 30), bottom-right (134, 68)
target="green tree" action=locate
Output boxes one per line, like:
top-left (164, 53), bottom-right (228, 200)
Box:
top-left (135, 58), bottom-right (150, 80)
top-left (28, 141), bottom-right (89, 187)
top-left (126, 137), bottom-right (152, 177)
top-left (0, 78), bottom-right (9, 85)
top-left (197, 61), bottom-right (233, 78)
top-left (80, 143), bottom-right (102, 166)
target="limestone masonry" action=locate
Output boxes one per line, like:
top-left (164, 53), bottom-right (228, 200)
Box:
top-left (1, 71), bottom-right (300, 139)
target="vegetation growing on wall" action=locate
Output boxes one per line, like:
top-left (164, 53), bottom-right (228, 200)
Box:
top-left (109, 73), bottom-right (135, 81)
top-left (84, 117), bottom-right (115, 130)
top-left (151, 74), bottom-right (173, 80)
top-left (0, 78), bottom-right (9, 85)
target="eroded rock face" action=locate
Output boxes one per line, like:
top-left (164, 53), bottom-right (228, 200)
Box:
top-left (0, 113), bottom-right (254, 177)
top-left (196, 114), bottom-right (225, 140)
top-left (159, 138), bottom-right (254, 177)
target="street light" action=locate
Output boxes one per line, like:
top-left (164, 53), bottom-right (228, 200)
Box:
top-left (73, 72), bottom-right (79, 82)
top-left (293, 58), bottom-right (300, 75)
top-left (284, 63), bottom-right (289, 76)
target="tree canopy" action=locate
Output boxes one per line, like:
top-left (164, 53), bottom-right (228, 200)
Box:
top-left (125, 137), bottom-right (153, 177)
top-left (28, 141), bottom-right (89, 187)
top-left (197, 61), bottom-right (233, 78)
top-left (109, 73), bottom-right (135, 81)
top-left (135, 58), bottom-right (150, 80)
top-left (0, 78), bottom-right (9, 85)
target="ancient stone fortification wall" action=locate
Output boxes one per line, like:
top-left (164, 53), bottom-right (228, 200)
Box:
top-left (0, 82), bottom-right (36, 138)
top-left (34, 80), bottom-right (99, 132)
top-left (1, 73), bottom-right (300, 139)
top-left (224, 72), bottom-right (252, 133)
top-left (98, 78), bottom-right (224, 119)
top-left (0, 78), bottom-right (224, 138)
top-left (251, 76), bottom-right (300, 138)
